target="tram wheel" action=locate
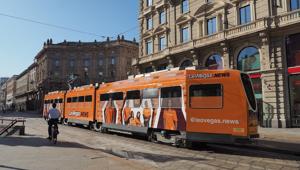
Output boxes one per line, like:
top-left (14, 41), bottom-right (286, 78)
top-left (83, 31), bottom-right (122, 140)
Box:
top-left (63, 118), bottom-right (68, 125)
top-left (93, 122), bottom-right (102, 132)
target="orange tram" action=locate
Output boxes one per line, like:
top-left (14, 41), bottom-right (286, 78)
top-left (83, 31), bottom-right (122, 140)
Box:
top-left (43, 68), bottom-right (259, 146)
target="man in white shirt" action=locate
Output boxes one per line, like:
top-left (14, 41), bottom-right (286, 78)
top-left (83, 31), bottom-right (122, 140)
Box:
top-left (46, 103), bottom-right (61, 139)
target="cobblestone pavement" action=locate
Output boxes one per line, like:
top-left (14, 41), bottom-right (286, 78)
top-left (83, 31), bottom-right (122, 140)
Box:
top-left (1, 112), bottom-right (300, 170)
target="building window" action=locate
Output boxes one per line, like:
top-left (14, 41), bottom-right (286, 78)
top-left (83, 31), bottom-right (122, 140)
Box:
top-left (237, 46), bottom-right (260, 72)
top-left (159, 10), bottom-right (166, 24)
top-left (99, 59), bottom-right (103, 66)
top-left (84, 59), bottom-right (90, 67)
top-left (146, 39), bottom-right (153, 55)
top-left (54, 60), bottom-right (59, 67)
top-left (70, 60), bottom-right (75, 67)
top-left (205, 54), bottom-right (223, 70)
top-left (207, 17), bottom-right (217, 35)
top-left (146, 17), bottom-right (153, 30)
top-left (157, 64), bottom-right (167, 71)
top-left (159, 36), bottom-right (167, 51)
top-left (181, 0), bottom-right (189, 13)
top-left (290, 0), bottom-right (300, 11)
top-left (207, 0), bottom-right (213, 3)
top-left (240, 5), bottom-right (251, 25)
top-left (181, 26), bottom-right (189, 43)
top-left (286, 33), bottom-right (300, 67)
top-left (145, 66), bottom-right (153, 73)
top-left (111, 57), bottom-right (115, 65)
top-left (146, 0), bottom-right (152, 7)
top-left (180, 60), bottom-right (193, 69)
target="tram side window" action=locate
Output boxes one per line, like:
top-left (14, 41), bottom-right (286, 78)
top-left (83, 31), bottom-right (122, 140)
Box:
top-left (71, 97), bottom-right (78, 103)
top-left (126, 90), bottom-right (140, 107)
top-left (54, 99), bottom-right (59, 103)
top-left (100, 94), bottom-right (109, 101)
top-left (85, 95), bottom-right (92, 102)
top-left (58, 99), bottom-right (63, 103)
top-left (67, 98), bottom-right (71, 103)
top-left (161, 86), bottom-right (182, 108)
top-left (241, 73), bottom-right (257, 111)
top-left (142, 88), bottom-right (159, 108)
top-left (78, 96), bottom-right (84, 102)
top-left (111, 92), bottom-right (123, 108)
top-left (189, 84), bottom-right (223, 109)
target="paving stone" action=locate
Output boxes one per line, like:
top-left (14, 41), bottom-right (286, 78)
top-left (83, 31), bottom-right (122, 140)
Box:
top-left (233, 166), bottom-right (251, 170)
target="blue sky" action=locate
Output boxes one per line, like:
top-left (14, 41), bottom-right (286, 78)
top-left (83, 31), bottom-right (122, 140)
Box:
top-left (0, 0), bottom-right (139, 77)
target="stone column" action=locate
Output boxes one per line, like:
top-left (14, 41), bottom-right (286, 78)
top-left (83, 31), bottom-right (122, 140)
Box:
top-left (191, 50), bottom-right (198, 66)
top-left (135, 65), bottom-right (141, 75)
top-left (198, 20), bottom-right (203, 38)
top-left (150, 62), bottom-right (156, 72)
top-left (250, 0), bottom-right (256, 21)
top-left (260, 33), bottom-right (286, 128)
top-left (220, 42), bottom-right (229, 69)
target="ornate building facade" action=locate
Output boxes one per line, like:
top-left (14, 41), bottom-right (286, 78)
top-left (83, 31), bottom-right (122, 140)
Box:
top-left (35, 38), bottom-right (138, 112)
top-left (135, 0), bottom-right (300, 127)
top-left (15, 63), bottom-right (38, 112)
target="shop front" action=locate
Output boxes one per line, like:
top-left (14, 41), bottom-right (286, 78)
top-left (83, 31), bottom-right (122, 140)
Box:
top-left (286, 33), bottom-right (300, 127)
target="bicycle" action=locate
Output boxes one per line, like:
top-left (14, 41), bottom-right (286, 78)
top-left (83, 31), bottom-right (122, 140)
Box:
top-left (45, 117), bottom-right (59, 144)
top-left (51, 124), bottom-right (58, 144)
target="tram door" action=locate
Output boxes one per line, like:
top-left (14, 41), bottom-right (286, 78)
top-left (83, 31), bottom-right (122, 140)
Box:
top-left (289, 74), bottom-right (300, 127)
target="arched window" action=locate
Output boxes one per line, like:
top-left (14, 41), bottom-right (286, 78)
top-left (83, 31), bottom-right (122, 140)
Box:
top-left (205, 54), bottom-right (223, 70)
top-left (237, 46), bottom-right (260, 72)
top-left (180, 60), bottom-right (193, 69)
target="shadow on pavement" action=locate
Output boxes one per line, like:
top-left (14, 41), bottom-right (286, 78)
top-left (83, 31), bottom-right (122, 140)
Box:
top-left (106, 132), bottom-right (300, 161)
top-left (0, 165), bottom-right (28, 170)
top-left (253, 139), bottom-right (300, 155)
top-left (0, 112), bottom-right (41, 119)
top-left (0, 136), bottom-right (94, 150)
top-left (197, 142), bottom-right (300, 161)
top-left (99, 148), bottom-right (207, 163)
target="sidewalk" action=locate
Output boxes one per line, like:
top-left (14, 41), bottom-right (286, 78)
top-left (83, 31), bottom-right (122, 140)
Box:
top-left (256, 127), bottom-right (300, 154)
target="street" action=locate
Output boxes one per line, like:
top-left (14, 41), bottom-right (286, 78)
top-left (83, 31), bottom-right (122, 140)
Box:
top-left (0, 112), bottom-right (299, 170)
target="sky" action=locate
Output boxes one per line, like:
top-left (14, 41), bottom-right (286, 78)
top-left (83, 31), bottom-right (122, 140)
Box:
top-left (0, 0), bottom-right (139, 77)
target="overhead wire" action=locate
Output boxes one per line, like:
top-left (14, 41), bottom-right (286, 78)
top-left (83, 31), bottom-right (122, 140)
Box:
top-left (0, 12), bottom-right (110, 39)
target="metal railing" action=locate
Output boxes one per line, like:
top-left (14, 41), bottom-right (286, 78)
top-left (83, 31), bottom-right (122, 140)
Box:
top-left (0, 117), bottom-right (26, 136)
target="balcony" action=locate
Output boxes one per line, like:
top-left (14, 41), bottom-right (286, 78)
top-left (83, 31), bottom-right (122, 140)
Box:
top-left (169, 41), bottom-right (193, 55)
top-left (225, 18), bottom-right (268, 39)
top-left (139, 48), bottom-right (170, 64)
top-left (138, 12), bottom-right (300, 64)
top-left (156, 0), bottom-right (168, 9)
top-left (142, 6), bottom-right (155, 16)
top-left (275, 9), bottom-right (300, 28)
top-left (194, 32), bottom-right (225, 48)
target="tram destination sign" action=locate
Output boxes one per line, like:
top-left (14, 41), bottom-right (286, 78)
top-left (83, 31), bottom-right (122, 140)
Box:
top-left (188, 72), bottom-right (230, 79)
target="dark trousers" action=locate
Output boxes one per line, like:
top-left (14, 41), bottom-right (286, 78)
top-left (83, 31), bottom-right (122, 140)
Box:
top-left (48, 119), bottom-right (59, 137)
